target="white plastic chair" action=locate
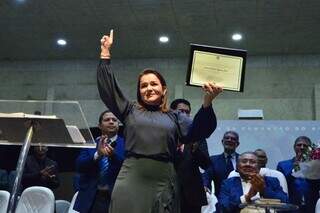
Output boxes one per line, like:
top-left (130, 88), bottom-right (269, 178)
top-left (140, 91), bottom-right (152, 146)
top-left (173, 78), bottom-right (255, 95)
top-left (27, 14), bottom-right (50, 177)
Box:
top-left (55, 200), bottom-right (71, 213)
top-left (0, 190), bottom-right (10, 213)
top-left (201, 181), bottom-right (217, 213)
top-left (228, 170), bottom-right (239, 178)
top-left (15, 186), bottom-right (55, 213)
top-left (315, 197), bottom-right (320, 213)
top-left (263, 168), bottom-right (288, 194)
top-left (68, 191), bottom-right (79, 213)
top-left (0, 169), bottom-right (8, 190)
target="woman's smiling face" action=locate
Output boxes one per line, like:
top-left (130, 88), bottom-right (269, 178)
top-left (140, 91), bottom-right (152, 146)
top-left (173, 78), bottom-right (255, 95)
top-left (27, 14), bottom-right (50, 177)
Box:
top-left (139, 73), bottom-right (166, 106)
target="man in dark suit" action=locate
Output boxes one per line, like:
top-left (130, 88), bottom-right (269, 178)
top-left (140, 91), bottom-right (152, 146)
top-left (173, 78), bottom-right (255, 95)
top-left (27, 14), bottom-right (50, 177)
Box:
top-left (219, 151), bottom-right (288, 213)
top-left (277, 136), bottom-right (320, 213)
top-left (73, 110), bottom-right (125, 213)
top-left (22, 145), bottom-right (60, 190)
top-left (203, 131), bottom-right (240, 198)
top-left (170, 98), bottom-right (211, 213)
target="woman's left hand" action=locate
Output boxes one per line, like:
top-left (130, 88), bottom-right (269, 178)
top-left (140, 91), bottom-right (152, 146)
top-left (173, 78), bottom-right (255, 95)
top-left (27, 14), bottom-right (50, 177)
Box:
top-left (202, 82), bottom-right (223, 108)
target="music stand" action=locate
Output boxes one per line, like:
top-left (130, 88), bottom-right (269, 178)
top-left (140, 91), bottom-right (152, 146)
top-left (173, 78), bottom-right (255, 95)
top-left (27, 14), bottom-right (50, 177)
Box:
top-left (0, 100), bottom-right (95, 213)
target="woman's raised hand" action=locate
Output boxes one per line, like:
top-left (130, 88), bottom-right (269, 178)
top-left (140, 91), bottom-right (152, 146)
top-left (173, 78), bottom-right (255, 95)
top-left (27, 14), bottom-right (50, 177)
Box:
top-left (202, 82), bottom-right (223, 108)
top-left (100, 29), bottom-right (113, 59)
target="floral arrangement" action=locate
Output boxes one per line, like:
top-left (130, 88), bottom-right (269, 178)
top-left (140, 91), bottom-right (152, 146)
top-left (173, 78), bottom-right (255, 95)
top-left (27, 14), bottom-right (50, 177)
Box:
top-left (292, 142), bottom-right (320, 179)
top-left (310, 145), bottom-right (320, 160)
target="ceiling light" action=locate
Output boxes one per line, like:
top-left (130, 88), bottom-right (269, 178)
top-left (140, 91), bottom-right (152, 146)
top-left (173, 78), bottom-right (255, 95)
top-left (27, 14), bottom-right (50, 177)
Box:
top-left (57, 39), bottom-right (67, 46)
top-left (159, 36), bottom-right (169, 43)
top-left (232, 33), bottom-right (242, 41)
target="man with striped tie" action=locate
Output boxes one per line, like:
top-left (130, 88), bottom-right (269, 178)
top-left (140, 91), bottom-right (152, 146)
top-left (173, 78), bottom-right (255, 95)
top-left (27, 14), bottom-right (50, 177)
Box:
top-left (74, 110), bottom-right (125, 213)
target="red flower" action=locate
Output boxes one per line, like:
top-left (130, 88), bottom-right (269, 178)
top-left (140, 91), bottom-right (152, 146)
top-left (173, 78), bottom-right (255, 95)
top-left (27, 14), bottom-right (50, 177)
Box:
top-left (311, 148), bottom-right (320, 160)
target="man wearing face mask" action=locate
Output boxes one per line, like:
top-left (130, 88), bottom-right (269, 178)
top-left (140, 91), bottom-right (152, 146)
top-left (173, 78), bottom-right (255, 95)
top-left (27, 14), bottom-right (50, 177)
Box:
top-left (170, 98), bottom-right (211, 213)
top-left (277, 136), bottom-right (320, 213)
top-left (22, 145), bottom-right (60, 190)
top-left (219, 152), bottom-right (288, 213)
top-left (74, 110), bottom-right (125, 213)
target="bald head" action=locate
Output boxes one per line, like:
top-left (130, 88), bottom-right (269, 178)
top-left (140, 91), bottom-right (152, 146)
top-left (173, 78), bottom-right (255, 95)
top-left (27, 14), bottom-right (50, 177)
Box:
top-left (254, 149), bottom-right (268, 168)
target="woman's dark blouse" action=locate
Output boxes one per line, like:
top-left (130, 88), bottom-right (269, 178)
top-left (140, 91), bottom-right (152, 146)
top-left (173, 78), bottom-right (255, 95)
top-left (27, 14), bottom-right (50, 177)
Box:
top-left (97, 59), bottom-right (217, 157)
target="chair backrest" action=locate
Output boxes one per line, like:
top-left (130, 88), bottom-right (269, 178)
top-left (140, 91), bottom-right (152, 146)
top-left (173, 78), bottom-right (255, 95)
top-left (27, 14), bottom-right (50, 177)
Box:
top-left (227, 170), bottom-right (239, 178)
top-left (201, 191), bottom-right (217, 213)
top-left (0, 169), bottom-right (8, 190)
top-left (55, 200), bottom-right (71, 213)
top-left (316, 197), bottom-right (320, 213)
top-left (0, 190), bottom-right (10, 213)
top-left (15, 186), bottom-right (55, 213)
top-left (262, 168), bottom-right (288, 194)
top-left (68, 191), bottom-right (79, 213)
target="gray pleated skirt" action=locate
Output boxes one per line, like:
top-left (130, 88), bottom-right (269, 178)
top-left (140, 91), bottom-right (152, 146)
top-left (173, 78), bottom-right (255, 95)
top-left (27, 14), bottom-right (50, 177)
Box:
top-left (109, 157), bottom-right (180, 213)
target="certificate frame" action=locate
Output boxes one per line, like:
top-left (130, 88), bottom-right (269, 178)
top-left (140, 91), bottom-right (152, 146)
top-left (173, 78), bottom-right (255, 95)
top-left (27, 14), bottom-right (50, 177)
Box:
top-left (186, 44), bottom-right (247, 92)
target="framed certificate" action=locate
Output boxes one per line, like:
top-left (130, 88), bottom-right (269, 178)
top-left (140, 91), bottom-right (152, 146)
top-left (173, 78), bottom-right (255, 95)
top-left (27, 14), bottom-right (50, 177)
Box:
top-left (186, 44), bottom-right (247, 92)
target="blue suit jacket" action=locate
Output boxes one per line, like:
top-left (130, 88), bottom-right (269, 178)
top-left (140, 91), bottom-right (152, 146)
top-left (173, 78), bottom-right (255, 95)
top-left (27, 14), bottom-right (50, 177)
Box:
top-left (73, 136), bottom-right (125, 213)
top-left (202, 153), bottom-right (239, 197)
top-left (277, 158), bottom-right (320, 213)
top-left (219, 176), bottom-right (288, 213)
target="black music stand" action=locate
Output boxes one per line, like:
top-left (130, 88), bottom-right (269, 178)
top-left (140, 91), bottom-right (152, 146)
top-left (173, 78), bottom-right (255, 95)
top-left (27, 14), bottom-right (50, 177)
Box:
top-left (0, 100), bottom-right (95, 213)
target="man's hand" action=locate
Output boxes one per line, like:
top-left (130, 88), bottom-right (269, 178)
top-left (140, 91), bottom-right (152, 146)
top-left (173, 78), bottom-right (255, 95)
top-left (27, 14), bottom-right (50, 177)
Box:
top-left (97, 136), bottom-right (114, 158)
top-left (40, 165), bottom-right (55, 180)
top-left (202, 82), bottom-right (223, 108)
top-left (245, 173), bottom-right (265, 202)
top-left (100, 29), bottom-right (113, 58)
top-left (250, 173), bottom-right (265, 192)
top-left (204, 186), bottom-right (211, 194)
top-left (191, 142), bottom-right (199, 153)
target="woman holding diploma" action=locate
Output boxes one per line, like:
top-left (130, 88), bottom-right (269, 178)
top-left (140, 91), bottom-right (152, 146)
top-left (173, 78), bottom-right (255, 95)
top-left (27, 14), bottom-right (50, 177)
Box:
top-left (97, 29), bottom-right (223, 213)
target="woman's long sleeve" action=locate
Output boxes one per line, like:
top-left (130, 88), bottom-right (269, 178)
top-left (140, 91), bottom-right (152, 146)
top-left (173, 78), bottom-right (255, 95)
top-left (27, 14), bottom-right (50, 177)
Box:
top-left (97, 59), bottom-right (131, 122)
top-left (178, 105), bottom-right (217, 143)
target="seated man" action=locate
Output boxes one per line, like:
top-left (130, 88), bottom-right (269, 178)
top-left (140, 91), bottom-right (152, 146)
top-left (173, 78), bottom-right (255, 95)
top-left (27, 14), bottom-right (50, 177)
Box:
top-left (219, 151), bottom-right (288, 213)
top-left (22, 145), bottom-right (59, 190)
top-left (73, 110), bottom-right (125, 213)
top-left (228, 149), bottom-right (288, 194)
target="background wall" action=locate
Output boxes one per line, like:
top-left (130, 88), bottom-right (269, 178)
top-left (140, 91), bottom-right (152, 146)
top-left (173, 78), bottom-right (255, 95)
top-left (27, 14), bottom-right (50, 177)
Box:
top-left (1, 54), bottom-right (320, 125)
top-left (207, 120), bottom-right (320, 169)
top-left (1, 54), bottom-right (320, 200)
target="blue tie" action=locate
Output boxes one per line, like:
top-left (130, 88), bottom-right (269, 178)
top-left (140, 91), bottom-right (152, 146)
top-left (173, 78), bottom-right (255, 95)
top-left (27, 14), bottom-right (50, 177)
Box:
top-left (98, 139), bottom-right (111, 186)
top-left (226, 154), bottom-right (233, 176)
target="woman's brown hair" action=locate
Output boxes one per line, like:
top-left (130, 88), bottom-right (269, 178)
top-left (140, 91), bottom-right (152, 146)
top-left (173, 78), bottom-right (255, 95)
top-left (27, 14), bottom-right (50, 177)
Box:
top-left (136, 68), bottom-right (169, 112)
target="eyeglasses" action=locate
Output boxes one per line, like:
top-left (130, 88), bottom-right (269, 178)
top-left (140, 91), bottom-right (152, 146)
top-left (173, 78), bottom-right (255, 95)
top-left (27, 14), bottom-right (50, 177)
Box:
top-left (295, 143), bottom-right (308, 147)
